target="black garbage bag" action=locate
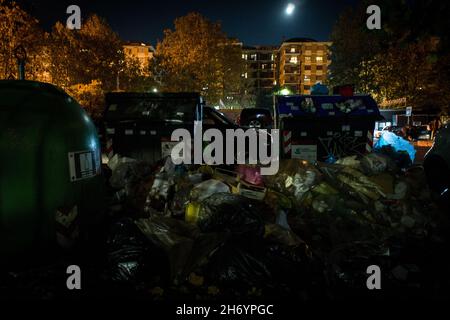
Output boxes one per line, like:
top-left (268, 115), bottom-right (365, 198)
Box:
top-left (205, 235), bottom-right (317, 297)
top-left (135, 217), bottom-right (195, 283)
top-left (109, 161), bottom-right (153, 190)
top-left (374, 145), bottom-right (412, 170)
top-left (197, 193), bottom-right (266, 237)
top-left (205, 239), bottom-right (272, 288)
top-left (135, 216), bottom-right (226, 284)
top-left (324, 241), bottom-right (391, 299)
top-left (106, 218), bottom-right (169, 285)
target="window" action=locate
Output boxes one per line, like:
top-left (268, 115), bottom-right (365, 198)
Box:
top-left (250, 54), bottom-right (257, 61)
top-left (316, 65), bottom-right (323, 70)
top-left (316, 56), bottom-right (323, 63)
top-left (290, 56), bottom-right (298, 64)
top-left (242, 54), bottom-right (248, 60)
top-left (305, 56), bottom-right (311, 63)
top-left (304, 85), bottom-right (310, 90)
top-left (271, 54), bottom-right (274, 61)
top-left (305, 65), bottom-right (311, 70)
top-left (290, 47), bottom-right (296, 53)
top-left (262, 63), bottom-right (267, 69)
top-left (304, 75), bottom-right (310, 82)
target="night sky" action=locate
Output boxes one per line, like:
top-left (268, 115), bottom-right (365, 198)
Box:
top-left (19, 0), bottom-right (359, 46)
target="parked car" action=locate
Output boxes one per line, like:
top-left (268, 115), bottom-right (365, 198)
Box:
top-left (414, 125), bottom-right (432, 141)
top-left (238, 108), bottom-right (273, 129)
top-left (424, 123), bottom-right (450, 204)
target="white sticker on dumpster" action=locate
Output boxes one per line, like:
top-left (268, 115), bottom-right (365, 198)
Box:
top-left (68, 150), bottom-right (99, 182)
top-left (291, 145), bottom-right (317, 162)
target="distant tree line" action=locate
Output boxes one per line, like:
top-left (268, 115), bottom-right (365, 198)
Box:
top-left (0, 1), bottom-right (249, 116)
top-left (329, 0), bottom-right (450, 114)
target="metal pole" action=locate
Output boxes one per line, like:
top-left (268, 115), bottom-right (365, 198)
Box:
top-left (14, 45), bottom-right (27, 80)
top-left (18, 61), bottom-right (25, 80)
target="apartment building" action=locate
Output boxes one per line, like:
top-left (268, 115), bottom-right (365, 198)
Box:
top-left (123, 42), bottom-right (155, 74)
top-left (277, 38), bottom-right (331, 94)
top-left (242, 45), bottom-right (277, 95)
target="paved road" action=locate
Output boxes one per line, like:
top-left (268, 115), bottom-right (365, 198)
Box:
top-left (414, 140), bottom-right (433, 164)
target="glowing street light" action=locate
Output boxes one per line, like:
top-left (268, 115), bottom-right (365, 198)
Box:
top-left (285, 3), bottom-right (295, 15)
top-left (278, 88), bottom-right (292, 96)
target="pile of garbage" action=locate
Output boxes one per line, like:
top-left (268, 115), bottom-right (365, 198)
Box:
top-left (101, 150), bottom-right (449, 300)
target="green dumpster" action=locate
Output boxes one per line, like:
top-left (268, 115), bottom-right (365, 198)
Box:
top-left (0, 80), bottom-right (104, 263)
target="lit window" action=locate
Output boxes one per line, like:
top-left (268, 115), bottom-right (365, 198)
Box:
top-left (290, 47), bottom-right (296, 53)
top-left (316, 56), bottom-right (323, 63)
top-left (242, 54), bottom-right (248, 60)
top-left (290, 56), bottom-right (298, 64)
top-left (250, 54), bottom-right (257, 61)
top-left (262, 64), bottom-right (267, 69)
top-left (271, 54), bottom-right (274, 61)
top-left (304, 75), bottom-right (310, 82)
top-left (305, 56), bottom-right (311, 63)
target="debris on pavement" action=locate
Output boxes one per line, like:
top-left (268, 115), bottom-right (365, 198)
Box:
top-left (4, 150), bottom-right (448, 301)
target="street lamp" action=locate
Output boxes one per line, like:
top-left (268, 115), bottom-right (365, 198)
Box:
top-left (279, 88), bottom-right (292, 96)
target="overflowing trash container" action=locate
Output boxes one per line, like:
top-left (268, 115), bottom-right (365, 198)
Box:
top-left (276, 95), bottom-right (383, 163)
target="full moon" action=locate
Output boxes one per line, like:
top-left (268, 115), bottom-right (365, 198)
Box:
top-left (286, 3), bottom-right (295, 15)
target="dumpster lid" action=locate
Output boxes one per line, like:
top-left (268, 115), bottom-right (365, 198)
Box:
top-left (104, 92), bottom-right (201, 122)
top-left (276, 95), bottom-right (382, 120)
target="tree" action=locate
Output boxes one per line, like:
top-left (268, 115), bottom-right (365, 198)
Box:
top-left (0, 0), bottom-right (46, 80)
top-left (154, 12), bottom-right (243, 105)
top-left (48, 15), bottom-right (124, 91)
top-left (328, 1), bottom-right (385, 90)
top-left (330, 0), bottom-right (450, 112)
top-left (47, 21), bottom-right (79, 88)
top-left (120, 56), bottom-right (157, 92)
top-left (67, 80), bottom-right (104, 118)
top-left (77, 15), bottom-right (123, 91)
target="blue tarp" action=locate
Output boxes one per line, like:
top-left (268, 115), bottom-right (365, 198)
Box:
top-left (374, 131), bottom-right (416, 163)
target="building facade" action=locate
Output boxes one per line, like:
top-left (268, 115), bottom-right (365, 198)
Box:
top-left (240, 38), bottom-right (332, 101)
top-left (242, 45), bottom-right (277, 95)
top-left (123, 42), bottom-right (155, 74)
top-left (277, 38), bottom-right (331, 95)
